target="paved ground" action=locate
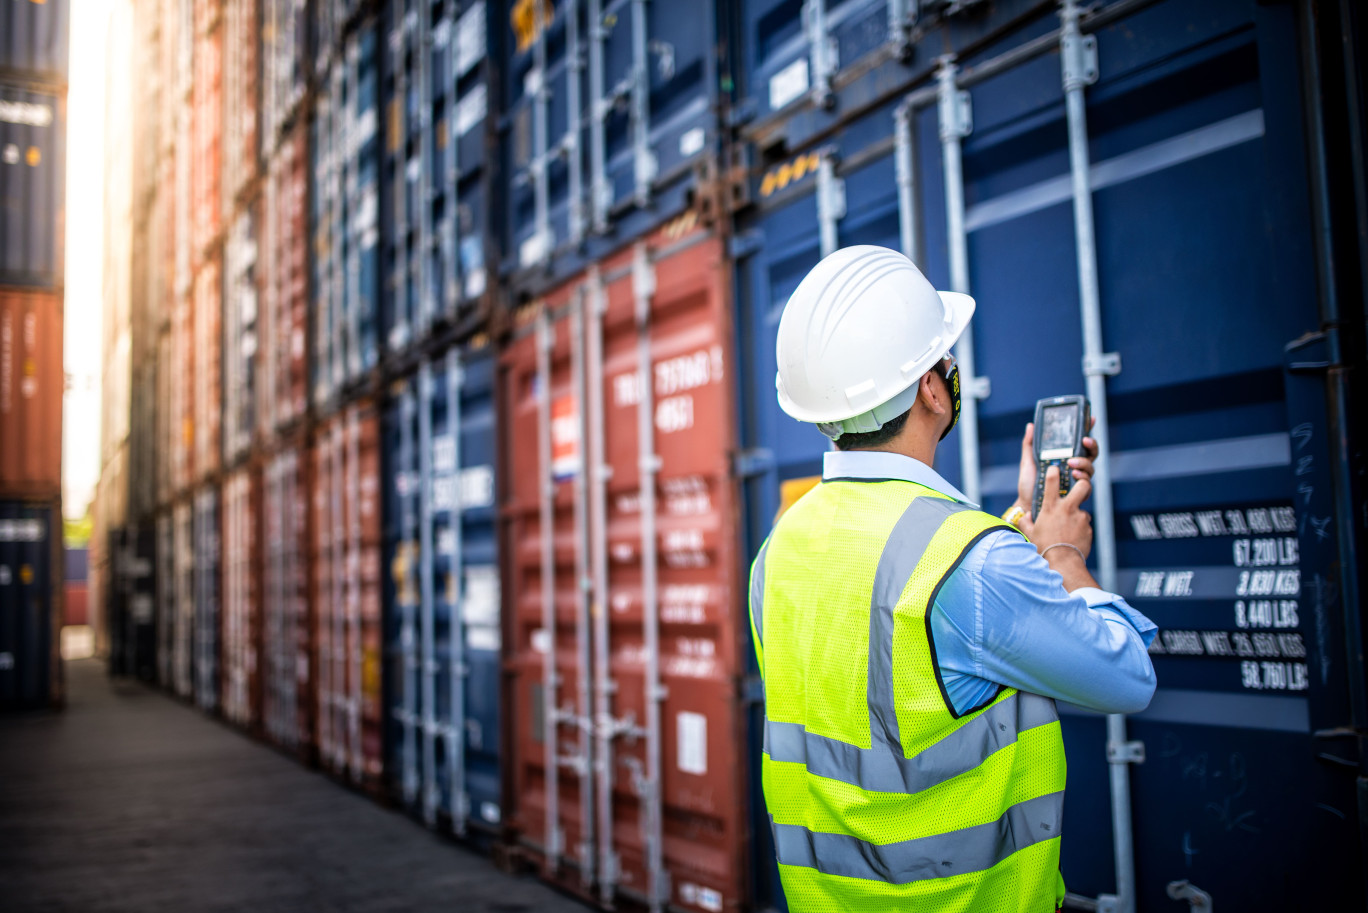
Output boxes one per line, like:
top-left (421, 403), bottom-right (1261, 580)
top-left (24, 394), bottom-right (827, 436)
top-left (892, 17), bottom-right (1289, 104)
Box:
top-left (0, 659), bottom-right (591, 913)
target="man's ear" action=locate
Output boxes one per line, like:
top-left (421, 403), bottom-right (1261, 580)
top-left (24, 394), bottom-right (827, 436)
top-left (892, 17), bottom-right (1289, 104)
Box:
top-left (916, 371), bottom-right (946, 416)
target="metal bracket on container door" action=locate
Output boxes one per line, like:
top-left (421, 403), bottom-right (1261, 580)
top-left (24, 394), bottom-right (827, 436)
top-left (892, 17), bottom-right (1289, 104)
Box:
top-left (563, 0), bottom-right (586, 245)
top-left (629, 0), bottom-right (658, 207)
top-left (937, 68), bottom-right (972, 143)
top-left (588, 0), bottom-right (613, 232)
top-left (732, 448), bottom-right (775, 479)
top-left (1165, 880), bottom-right (1213, 912)
top-left (802, 0), bottom-right (838, 109)
top-left (1107, 739), bottom-right (1145, 764)
top-left (1061, 26), bottom-right (1099, 91)
top-left (816, 153), bottom-right (846, 258)
top-left (1083, 352), bottom-right (1121, 377)
top-left (886, 0), bottom-right (918, 58)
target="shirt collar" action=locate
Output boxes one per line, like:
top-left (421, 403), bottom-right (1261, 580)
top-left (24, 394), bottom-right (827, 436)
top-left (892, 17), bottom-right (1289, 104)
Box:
top-left (822, 450), bottom-right (979, 508)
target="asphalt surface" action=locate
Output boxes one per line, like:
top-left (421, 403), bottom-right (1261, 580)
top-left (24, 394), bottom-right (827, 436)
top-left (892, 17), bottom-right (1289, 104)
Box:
top-left (0, 659), bottom-right (591, 913)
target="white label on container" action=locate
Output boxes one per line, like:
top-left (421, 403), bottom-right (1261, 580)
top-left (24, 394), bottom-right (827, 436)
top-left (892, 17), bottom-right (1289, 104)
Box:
top-left (0, 652), bottom-right (13, 671)
top-left (0, 566), bottom-right (10, 586)
top-left (0, 519), bottom-right (44, 542)
top-left (455, 83), bottom-right (487, 137)
top-left (679, 126), bottom-right (705, 158)
top-left (0, 100), bottom-right (53, 126)
top-left (550, 395), bottom-right (580, 477)
top-left (433, 473), bottom-right (458, 511)
top-left (3, 144), bottom-right (19, 165)
top-left (464, 565), bottom-right (499, 627)
top-left (677, 711), bottom-right (707, 775)
top-left (455, 2), bottom-right (486, 75)
top-left (460, 465), bottom-right (495, 509)
top-left (769, 57), bottom-right (810, 112)
top-left (467, 625), bottom-right (500, 652)
top-left (519, 231), bottom-right (548, 268)
top-left (432, 18), bottom-right (451, 49)
top-left (463, 266), bottom-right (486, 300)
top-left (530, 627), bottom-right (551, 654)
top-left (434, 435), bottom-right (457, 474)
top-left (480, 801), bottom-right (501, 823)
top-left (132, 595), bottom-right (154, 623)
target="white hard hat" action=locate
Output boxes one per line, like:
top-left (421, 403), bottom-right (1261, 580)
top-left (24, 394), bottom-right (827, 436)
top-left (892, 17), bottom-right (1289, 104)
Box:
top-left (775, 245), bottom-right (974, 439)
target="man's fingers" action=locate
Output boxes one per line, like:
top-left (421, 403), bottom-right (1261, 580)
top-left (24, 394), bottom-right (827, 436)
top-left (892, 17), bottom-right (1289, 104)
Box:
top-left (1064, 475), bottom-right (1092, 507)
top-left (1081, 435), bottom-right (1099, 460)
top-left (1021, 423), bottom-right (1035, 460)
top-left (1040, 464), bottom-right (1062, 512)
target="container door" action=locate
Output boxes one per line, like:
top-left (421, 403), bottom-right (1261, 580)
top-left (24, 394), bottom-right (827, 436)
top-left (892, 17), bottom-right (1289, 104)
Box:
top-left (0, 504), bottom-right (55, 709)
top-left (194, 487), bottom-right (221, 713)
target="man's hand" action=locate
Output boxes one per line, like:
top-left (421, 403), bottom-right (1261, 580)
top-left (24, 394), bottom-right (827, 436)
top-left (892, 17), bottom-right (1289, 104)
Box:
top-left (1012, 419), bottom-right (1099, 522)
top-left (1019, 465), bottom-right (1098, 591)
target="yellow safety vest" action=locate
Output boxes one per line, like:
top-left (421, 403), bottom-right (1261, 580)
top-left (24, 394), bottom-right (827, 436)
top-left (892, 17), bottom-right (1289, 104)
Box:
top-left (750, 479), bottom-right (1067, 911)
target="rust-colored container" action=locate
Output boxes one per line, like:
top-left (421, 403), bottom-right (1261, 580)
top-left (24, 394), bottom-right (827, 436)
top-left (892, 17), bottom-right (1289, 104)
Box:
top-left (221, 464), bottom-right (260, 731)
top-left (311, 401), bottom-right (384, 790)
top-left (221, 0), bottom-right (258, 212)
top-left (262, 440), bottom-right (313, 755)
top-left (0, 290), bottom-right (63, 500)
top-left (192, 255), bottom-right (222, 482)
top-left (258, 123), bottom-right (308, 441)
top-left (190, 5), bottom-right (222, 269)
top-left (500, 223), bottom-right (747, 911)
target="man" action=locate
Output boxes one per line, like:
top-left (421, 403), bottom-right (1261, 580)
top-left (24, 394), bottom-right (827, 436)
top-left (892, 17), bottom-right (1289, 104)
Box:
top-left (750, 246), bottom-right (1156, 911)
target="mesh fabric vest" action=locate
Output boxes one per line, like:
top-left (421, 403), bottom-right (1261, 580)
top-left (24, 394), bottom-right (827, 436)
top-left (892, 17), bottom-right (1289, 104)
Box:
top-left (749, 479), bottom-right (1068, 912)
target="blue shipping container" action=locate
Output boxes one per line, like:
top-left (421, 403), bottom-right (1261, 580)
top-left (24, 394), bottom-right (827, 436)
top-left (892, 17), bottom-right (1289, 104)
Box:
top-left (0, 85), bottom-right (64, 288)
top-left (0, 503), bottom-right (57, 710)
top-left (1, 0), bottom-right (69, 85)
top-left (733, 0), bottom-right (1359, 908)
top-left (312, 21), bottom-right (381, 408)
top-left (382, 346), bottom-right (501, 834)
top-left (381, 0), bottom-right (491, 354)
top-left (496, 0), bottom-right (722, 292)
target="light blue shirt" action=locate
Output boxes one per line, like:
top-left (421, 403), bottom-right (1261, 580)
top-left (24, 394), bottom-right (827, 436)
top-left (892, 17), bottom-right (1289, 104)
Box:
top-left (823, 450), bottom-right (1157, 716)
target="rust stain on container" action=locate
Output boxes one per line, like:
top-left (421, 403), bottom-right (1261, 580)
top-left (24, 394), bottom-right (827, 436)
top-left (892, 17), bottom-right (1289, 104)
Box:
top-left (193, 255), bottom-right (222, 482)
top-left (258, 123), bottom-right (308, 441)
top-left (0, 290), bottom-right (63, 500)
top-left (221, 464), bottom-right (261, 731)
top-left (500, 225), bottom-right (746, 912)
top-left (262, 439), bottom-right (313, 757)
top-left (222, 0), bottom-right (259, 210)
top-left (312, 402), bottom-right (384, 790)
top-left (191, 6), bottom-right (222, 269)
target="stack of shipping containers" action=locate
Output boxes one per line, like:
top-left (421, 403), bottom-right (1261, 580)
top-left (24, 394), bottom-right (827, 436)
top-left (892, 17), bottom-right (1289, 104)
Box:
top-left (99, 0), bottom-right (1367, 910)
top-left (1, 0), bottom-right (68, 709)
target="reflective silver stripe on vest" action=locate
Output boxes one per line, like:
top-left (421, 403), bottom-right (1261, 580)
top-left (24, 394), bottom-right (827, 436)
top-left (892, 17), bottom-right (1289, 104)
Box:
top-left (750, 539), bottom-right (769, 648)
top-left (763, 495), bottom-right (1058, 793)
top-left (764, 690), bottom-right (1059, 793)
top-left (771, 790), bottom-right (1065, 884)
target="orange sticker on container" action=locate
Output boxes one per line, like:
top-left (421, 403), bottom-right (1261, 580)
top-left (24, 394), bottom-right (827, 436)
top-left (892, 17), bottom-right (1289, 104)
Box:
top-left (551, 394), bottom-right (580, 479)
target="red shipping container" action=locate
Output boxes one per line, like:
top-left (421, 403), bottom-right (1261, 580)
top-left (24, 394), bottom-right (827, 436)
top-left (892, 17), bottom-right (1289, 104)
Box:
top-left (258, 124), bottom-right (308, 441)
top-left (500, 222), bottom-right (747, 912)
top-left (0, 290), bottom-right (63, 500)
top-left (263, 441), bottom-right (313, 755)
top-left (312, 402), bottom-right (383, 789)
top-left (193, 255), bottom-right (222, 482)
top-left (191, 4), bottom-right (223, 268)
top-left (221, 464), bottom-right (260, 730)
top-left (222, 0), bottom-right (259, 212)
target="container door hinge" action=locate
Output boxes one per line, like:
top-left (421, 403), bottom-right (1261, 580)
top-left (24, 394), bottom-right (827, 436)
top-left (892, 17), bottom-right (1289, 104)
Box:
top-left (601, 850), bottom-right (622, 885)
top-left (816, 153), bottom-right (846, 257)
top-left (1107, 739), bottom-right (1145, 764)
top-left (1061, 30), bottom-right (1099, 91)
top-left (1165, 880), bottom-right (1213, 912)
top-left (1083, 352), bottom-right (1121, 377)
top-left (887, 0), bottom-right (918, 57)
top-left (802, 0), bottom-right (838, 108)
top-left (453, 790), bottom-right (471, 824)
top-left (548, 826), bottom-right (565, 856)
top-left (937, 69), bottom-right (972, 141)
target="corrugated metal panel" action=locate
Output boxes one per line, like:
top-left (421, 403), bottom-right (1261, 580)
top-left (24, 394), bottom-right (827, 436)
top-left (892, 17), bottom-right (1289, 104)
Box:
top-left (0, 85), bottom-right (65, 288)
top-left (222, 467), bottom-right (260, 729)
top-left (192, 256), bottom-right (222, 482)
top-left (501, 222), bottom-right (746, 911)
top-left (498, 0), bottom-right (721, 292)
top-left (263, 442), bottom-right (312, 753)
top-left (222, 0), bottom-right (259, 211)
top-left (311, 21), bottom-right (380, 407)
top-left (171, 499), bottom-right (193, 699)
top-left (63, 581), bottom-right (88, 627)
top-left (381, 0), bottom-right (491, 354)
top-left (732, 0), bottom-right (1357, 907)
top-left (193, 485), bottom-right (220, 712)
top-left (258, 123), bottom-right (309, 439)
top-left (313, 402), bottom-right (384, 788)
top-left (261, 0), bottom-right (306, 155)
top-left (224, 209), bottom-right (258, 464)
top-left (383, 345), bottom-right (500, 833)
top-left (0, 290), bottom-right (62, 500)
top-left (191, 17), bottom-right (223, 268)
top-left (0, 501), bottom-right (60, 709)
top-left (0, 0), bottom-right (70, 84)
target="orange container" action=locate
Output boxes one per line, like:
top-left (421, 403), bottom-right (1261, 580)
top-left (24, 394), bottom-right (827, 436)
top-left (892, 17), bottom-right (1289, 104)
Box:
top-left (0, 289), bottom-right (63, 500)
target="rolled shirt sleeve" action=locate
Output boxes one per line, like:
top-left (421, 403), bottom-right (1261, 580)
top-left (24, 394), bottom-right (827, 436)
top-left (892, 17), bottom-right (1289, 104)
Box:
top-left (929, 530), bottom-right (1158, 716)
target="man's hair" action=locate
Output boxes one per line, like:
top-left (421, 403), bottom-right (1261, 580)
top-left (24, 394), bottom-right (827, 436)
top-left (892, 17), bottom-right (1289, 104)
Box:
top-left (833, 409), bottom-right (911, 451)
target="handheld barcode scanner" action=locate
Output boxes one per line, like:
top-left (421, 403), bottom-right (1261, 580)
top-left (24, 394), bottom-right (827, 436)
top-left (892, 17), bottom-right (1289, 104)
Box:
top-left (1032, 395), bottom-right (1090, 520)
